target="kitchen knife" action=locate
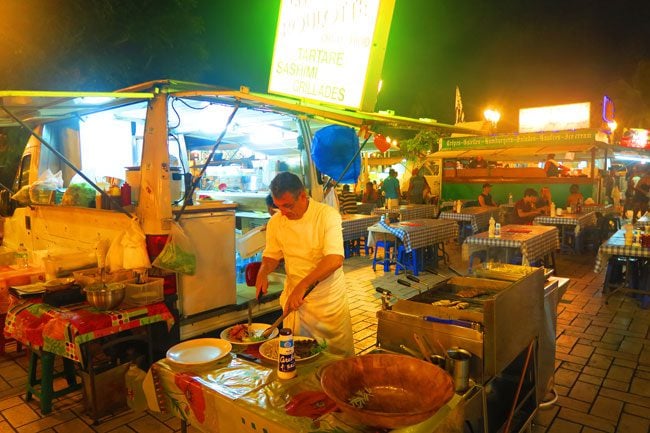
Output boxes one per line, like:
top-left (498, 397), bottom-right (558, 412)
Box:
top-left (261, 281), bottom-right (318, 338)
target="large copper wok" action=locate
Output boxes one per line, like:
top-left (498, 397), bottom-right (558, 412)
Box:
top-left (320, 354), bottom-right (454, 429)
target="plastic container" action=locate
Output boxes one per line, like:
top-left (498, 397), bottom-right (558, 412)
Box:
top-left (277, 328), bottom-right (296, 379)
top-left (494, 223), bottom-right (501, 238)
top-left (123, 277), bottom-right (164, 306)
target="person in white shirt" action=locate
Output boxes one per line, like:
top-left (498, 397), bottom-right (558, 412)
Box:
top-left (255, 172), bottom-right (354, 356)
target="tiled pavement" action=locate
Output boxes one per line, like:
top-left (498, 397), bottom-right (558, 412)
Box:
top-left (0, 243), bottom-right (649, 432)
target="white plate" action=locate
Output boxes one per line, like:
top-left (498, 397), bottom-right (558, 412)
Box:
top-left (166, 338), bottom-right (232, 368)
top-left (258, 336), bottom-right (324, 363)
top-left (220, 323), bottom-right (279, 346)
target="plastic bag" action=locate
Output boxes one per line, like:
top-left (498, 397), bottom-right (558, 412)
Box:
top-left (11, 185), bottom-right (31, 205)
top-left (152, 222), bottom-right (196, 275)
top-left (121, 219), bottom-right (151, 270)
top-left (107, 232), bottom-right (125, 272)
top-left (29, 169), bottom-right (63, 204)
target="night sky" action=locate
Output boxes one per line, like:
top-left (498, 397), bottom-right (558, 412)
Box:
top-left (2, 0), bottom-right (650, 128)
top-left (196, 0), bottom-right (650, 129)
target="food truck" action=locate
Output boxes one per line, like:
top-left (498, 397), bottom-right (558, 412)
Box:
top-left (428, 102), bottom-right (613, 207)
top-left (0, 79), bottom-right (468, 342)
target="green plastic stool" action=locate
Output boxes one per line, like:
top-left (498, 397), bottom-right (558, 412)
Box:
top-left (26, 349), bottom-right (81, 414)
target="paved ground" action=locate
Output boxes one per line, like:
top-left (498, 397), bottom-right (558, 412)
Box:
top-left (0, 243), bottom-right (648, 432)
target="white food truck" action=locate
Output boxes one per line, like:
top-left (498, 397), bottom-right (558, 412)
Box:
top-left (0, 79), bottom-right (465, 344)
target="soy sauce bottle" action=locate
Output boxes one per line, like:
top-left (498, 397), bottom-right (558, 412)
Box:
top-left (277, 328), bottom-right (296, 379)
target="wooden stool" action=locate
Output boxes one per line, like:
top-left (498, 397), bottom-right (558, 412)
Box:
top-left (26, 349), bottom-right (81, 414)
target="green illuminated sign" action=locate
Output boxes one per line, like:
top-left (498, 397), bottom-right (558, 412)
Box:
top-left (440, 130), bottom-right (600, 151)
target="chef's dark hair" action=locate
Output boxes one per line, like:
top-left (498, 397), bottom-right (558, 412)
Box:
top-left (270, 172), bottom-right (304, 199)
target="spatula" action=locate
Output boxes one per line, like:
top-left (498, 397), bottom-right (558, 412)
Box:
top-left (261, 281), bottom-right (318, 339)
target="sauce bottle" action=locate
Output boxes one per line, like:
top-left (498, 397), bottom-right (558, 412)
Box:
top-left (488, 216), bottom-right (496, 238)
top-left (277, 328), bottom-right (296, 379)
top-left (120, 182), bottom-right (132, 206)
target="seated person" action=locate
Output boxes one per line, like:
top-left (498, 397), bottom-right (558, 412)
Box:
top-left (537, 186), bottom-right (552, 213)
top-left (265, 194), bottom-right (278, 216)
top-left (468, 156), bottom-right (488, 169)
top-left (478, 183), bottom-right (497, 207)
top-left (362, 181), bottom-right (379, 204)
top-left (514, 188), bottom-right (544, 224)
top-left (338, 184), bottom-right (358, 214)
top-left (566, 184), bottom-right (584, 209)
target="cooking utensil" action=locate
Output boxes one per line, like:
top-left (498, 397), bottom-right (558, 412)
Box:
top-left (84, 282), bottom-right (125, 310)
top-left (399, 344), bottom-right (424, 359)
top-left (406, 274), bottom-right (433, 289)
top-left (320, 354), bottom-right (454, 429)
top-left (261, 281), bottom-right (318, 338)
top-left (413, 333), bottom-right (433, 362)
top-left (397, 278), bottom-right (423, 292)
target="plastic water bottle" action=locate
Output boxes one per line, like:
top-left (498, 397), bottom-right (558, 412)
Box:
top-left (235, 252), bottom-right (245, 284)
top-left (277, 328), bottom-right (296, 379)
top-left (15, 243), bottom-right (28, 268)
top-left (488, 216), bottom-right (496, 238)
top-left (494, 223), bottom-right (501, 238)
top-left (508, 193), bottom-right (513, 206)
top-left (550, 202), bottom-right (556, 217)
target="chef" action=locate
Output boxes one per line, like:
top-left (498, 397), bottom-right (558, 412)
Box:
top-left (255, 172), bottom-right (354, 356)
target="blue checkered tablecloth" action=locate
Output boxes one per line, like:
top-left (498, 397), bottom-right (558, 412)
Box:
top-left (367, 218), bottom-right (458, 251)
top-left (582, 204), bottom-right (614, 215)
top-left (594, 228), bottom-right (650, 273)
top-left (439, 207), bottom-right (493, 233)
top-left (463, 224), bottom-right (559, 266)
top-left (355, 202), bottom-right (376, 215)
top-left (341, 214), bottom-right (380, 242)
top-left (534, 211), bottom-right (597, 235)
top-left (372, 204), bottom-right (436, 221)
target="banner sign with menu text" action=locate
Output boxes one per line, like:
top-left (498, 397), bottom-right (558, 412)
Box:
top-left (440, 129), bottom-right (604, 151)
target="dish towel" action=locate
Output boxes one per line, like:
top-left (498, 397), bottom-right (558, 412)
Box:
top-left (379, 215), bottom-right (412, 253)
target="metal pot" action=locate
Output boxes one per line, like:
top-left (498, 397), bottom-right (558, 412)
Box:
top-left (84, 283), bottom-right (125, 310)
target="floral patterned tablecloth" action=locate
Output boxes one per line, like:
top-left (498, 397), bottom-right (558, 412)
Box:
top-left (144, 353), bottom-right (462, 433)
top-left (4, 301), bottom-right (174, 364)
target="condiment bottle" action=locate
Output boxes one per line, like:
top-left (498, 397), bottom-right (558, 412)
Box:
top-left (624, 225), bottom-right (633, 246)
top-left (488, 216), bottom-right (496, 238)
top-left (550, 202), bottom-right (556, 217)
top-left (277, 328), bottom-right (296, 379)
top-left (455, 200), bottom-right (462, 213)
top-left (120, 182), bottom-right (132, 206)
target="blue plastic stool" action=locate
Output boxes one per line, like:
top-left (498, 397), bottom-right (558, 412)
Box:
top-left (395, 245), bottom-right (420, 276)
top-left (372, 240), bottom-right (394, 272)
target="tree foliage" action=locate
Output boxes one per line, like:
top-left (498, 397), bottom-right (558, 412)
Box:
top-left (398, 130), bottom-right (445, 162)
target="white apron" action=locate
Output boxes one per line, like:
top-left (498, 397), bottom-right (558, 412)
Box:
top-left (264, 200), bottom-right (354, 356)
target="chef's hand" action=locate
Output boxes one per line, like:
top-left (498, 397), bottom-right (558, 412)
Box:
top-left (285, 282), bottom-right (309, 312)
top-left (255, 274), bottom-right (269, 300)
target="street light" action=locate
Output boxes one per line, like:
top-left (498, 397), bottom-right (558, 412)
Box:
top-left (483, 109), bottom-right (501, 131)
